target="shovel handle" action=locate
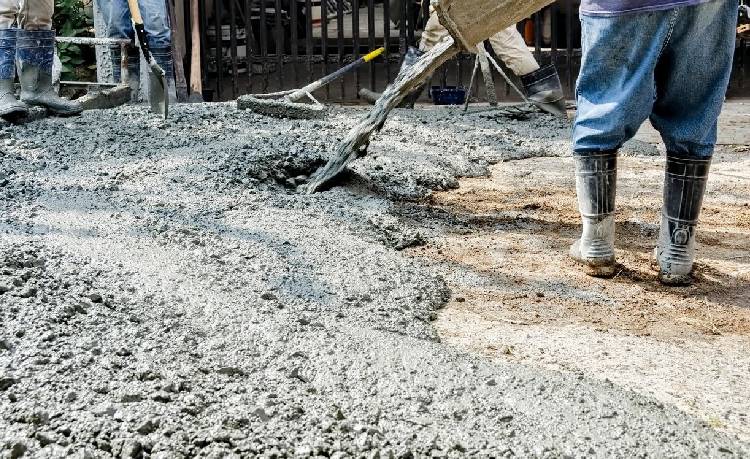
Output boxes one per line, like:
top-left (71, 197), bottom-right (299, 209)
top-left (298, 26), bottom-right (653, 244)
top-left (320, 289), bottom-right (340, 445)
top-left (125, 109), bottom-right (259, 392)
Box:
top-left (286, 47), bottom-right (385, 102)
top-left (127, 0), bottom-right (144, 25)
top-left (127, 0), bottom-right (155, 65)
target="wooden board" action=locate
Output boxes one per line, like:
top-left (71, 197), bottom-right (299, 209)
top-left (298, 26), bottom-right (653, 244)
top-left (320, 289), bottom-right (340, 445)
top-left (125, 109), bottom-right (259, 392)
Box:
top-left (434, 0), bottom-right (554, 50)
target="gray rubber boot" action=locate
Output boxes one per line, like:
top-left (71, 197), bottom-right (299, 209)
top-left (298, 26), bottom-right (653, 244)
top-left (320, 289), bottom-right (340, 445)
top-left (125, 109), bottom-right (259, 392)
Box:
top-left (360, 46), bottom-right (425, 108)
top-left (110, 44), bottom-right (141, 102)
top-left (570, 151), bottom-right (618, 277)
top-left (150, 47), bottom-right (177, 104)
top-left (655, 154), bottom-right (712, 286)
top-left (17, 30), bottom-right (82, 116)
top-left (0, 29), bottom-right (28, 122)
top-left (521, 64), bottom-right (567, 118)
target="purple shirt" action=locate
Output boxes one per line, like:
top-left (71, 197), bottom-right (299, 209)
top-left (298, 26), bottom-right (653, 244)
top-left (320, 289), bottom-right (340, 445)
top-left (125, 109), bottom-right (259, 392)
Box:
top-left (580, 0), bottom-right (714, 15)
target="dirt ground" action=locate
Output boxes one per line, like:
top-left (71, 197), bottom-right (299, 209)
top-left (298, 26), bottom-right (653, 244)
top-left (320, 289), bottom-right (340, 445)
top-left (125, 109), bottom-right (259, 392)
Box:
top-left (406, 145), bottom-right (750, 441)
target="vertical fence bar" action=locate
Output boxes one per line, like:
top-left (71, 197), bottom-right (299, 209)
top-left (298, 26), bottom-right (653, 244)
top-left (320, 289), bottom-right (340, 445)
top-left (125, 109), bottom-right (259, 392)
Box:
top-left (533, 9), bottom-right (542, 62)
top-left (398, 0), bottom-right (406, 55)
top-left (383, 0), bottom-right (391, 82)
top-left (259, 0), bottom-right (269, 92)
top-left (550, 2), bottom-right (558, 67)
top-left (305, 0), bottom-right (313, 86)
top-left (406, 0), bottom-right (414, 46)
top-left (352, 0), bottom-right (360, 97)
top-left (744, 38), bottom-right (748, 89)
top-left (257, 0), bottom-right (270, 92)
top-left (367, 0), bottom-right (375, 89)
top-left (229, 0), bottom-right (239, 98)
top-left (275, 0), bottom-right (284, 91)
top-left (199, 0), bottom-right (208, 99)
top-left (565, 0), bottom-right (573, 95)
top-left (321, 0), bottom-right (329, 98)
top-left (245, 0), bottom-right (253, 93)
top-left (336, 0), bottom-right (345, 99)
top-left (183, 0), bottom-right (192, 91)
top-left (291, 0), bottom-right (299, 86)
top-left (214, 0), bottom-right (223, 99)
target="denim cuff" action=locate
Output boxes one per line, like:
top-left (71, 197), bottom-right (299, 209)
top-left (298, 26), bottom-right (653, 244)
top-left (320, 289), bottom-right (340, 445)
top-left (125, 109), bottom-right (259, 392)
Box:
top-left (17, 29), bottom-right (55, 50)
top-left (0, 28), bottom-right (18, 49)
top-left (150, 47), bottom-right (174, 79)
top-left (16, 30), bottom-right (55, 72)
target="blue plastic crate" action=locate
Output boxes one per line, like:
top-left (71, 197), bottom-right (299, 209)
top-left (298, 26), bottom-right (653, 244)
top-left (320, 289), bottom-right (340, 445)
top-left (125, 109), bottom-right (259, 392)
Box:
top-left (431, 86), bottom-right (467, 105)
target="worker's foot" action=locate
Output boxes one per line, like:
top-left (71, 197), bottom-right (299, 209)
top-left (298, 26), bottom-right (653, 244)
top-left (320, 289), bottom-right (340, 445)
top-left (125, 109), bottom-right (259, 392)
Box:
top-left (570, 151), bottom-right (618, 278)
top-left (0, 29), bottom-right (28, 123)
top-left (654, 154), bottom-right (711, 286)
top-left (570, 228), bottom-right (617, 277)
top-left (17, 30), bottom-right (82, 116)
top-left (0, 88), bottom-right (27, 123)
top-left (521, 64), bottom-right (567, 118)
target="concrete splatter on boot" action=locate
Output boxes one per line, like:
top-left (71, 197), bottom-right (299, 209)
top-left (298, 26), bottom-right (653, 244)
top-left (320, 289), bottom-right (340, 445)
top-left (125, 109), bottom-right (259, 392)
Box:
top-left (150, 47), bottom-right (177, 104)
top-left (570, 151), bottom-right (618, 277)
top-left (521, 64), bottom-right (567, 118)
top-left (0, 29), bottom-right (28, 122)
top-left (17, 30), bottom-right (82, 116)
top-left (655, 154), bottom-right (711, 286)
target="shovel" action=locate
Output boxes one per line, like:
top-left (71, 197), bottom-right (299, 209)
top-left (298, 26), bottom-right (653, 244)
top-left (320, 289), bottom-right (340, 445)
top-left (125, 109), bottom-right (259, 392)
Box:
top-left (127, 0), bottom-right (168, 118)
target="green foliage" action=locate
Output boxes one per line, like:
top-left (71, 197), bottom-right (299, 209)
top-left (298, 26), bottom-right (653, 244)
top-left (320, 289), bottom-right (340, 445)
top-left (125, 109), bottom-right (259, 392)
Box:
top-left (53, 0), bottom-right (96, 81)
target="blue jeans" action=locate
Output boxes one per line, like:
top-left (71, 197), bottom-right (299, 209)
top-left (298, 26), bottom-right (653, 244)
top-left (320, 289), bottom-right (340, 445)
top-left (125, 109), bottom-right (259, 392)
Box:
top-left (572, 0), bottom-right (737, 158)
top-left (95, 0), bottom-right (171, 48)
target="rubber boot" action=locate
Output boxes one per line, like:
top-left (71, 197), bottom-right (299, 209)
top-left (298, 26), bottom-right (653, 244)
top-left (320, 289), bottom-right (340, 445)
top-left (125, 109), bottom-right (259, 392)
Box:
top-left (570, 151), bottom-right (618, 277)
top-left (0, 29), bottom-right (28, 122)
top-left (150, 47), bottom-right (177, 104)
top-left (110, 44), bottom-right (141, 102)
top-left (655, 154), bottom-right (712, 286)
top-left (17, 30), bottom-right (82, 116)
top-left (360, 46), bottom-right (425, 108)
top-left (520, 64), bottom-right (567, 118)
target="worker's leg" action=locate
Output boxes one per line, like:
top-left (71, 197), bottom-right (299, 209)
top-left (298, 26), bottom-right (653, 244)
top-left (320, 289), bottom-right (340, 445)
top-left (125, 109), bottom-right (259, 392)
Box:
top-left (16, 5), bottom-right (82, 115)
top-left (0, 0), bottom-right (19, 30)
top-left (17, 0), bottom-right (52, 30)
top-left (488, 27), bottom-right (565, 117)
top-left (487, 26), bottom-right (538, 76)
top-left (650, 0), bottom-right (738, 285)
top-left (570, 10), bottom-right (674, 276)
top-left (138, 0), bottom-right (171, 48)
top-left (95, 0), bottom-right (138, 89)
top-left (138, 0), bottom-right (176, 101)
top-left (0, 0), bottom-right (27, 121)
top-left (418, 11), bottom-right (449, 53)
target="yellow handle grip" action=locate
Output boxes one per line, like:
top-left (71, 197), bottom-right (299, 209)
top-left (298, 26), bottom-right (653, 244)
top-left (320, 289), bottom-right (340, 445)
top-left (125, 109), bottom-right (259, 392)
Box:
top-left (363, 47), bottom-right (386, 63)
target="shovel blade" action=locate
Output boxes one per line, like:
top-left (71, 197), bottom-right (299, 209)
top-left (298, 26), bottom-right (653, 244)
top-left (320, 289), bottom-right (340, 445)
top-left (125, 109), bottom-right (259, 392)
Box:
top-left (147, 59), bottom-right (168, 119)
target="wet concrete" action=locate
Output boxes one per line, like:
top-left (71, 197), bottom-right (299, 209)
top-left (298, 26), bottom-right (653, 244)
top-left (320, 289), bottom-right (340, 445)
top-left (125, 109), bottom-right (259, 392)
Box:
top-left (0, 103), bottom-right (748, 457)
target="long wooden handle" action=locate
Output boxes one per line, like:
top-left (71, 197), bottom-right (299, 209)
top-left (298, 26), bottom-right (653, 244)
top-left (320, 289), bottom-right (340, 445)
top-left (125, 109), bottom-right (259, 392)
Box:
top-left (286, 48), bottom-right (384, 102)
top-left (189, 0), bottom-right (202, 94)
top-left (127, 0), bottom-right (144, 25)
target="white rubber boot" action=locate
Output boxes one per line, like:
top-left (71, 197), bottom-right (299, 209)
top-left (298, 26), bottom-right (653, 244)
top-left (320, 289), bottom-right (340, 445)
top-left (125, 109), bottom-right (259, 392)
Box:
top-left (570, 151), bottom-right (618, 277)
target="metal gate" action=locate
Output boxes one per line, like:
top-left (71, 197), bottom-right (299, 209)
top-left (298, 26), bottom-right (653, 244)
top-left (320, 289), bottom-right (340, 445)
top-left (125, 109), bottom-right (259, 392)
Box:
top-left (183, 0), bottom-right (749, 102)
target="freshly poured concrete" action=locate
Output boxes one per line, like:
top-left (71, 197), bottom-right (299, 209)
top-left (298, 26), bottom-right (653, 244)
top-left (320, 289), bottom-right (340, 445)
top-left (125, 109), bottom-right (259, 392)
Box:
top-left (0, 103), bottom-right (748, 457)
